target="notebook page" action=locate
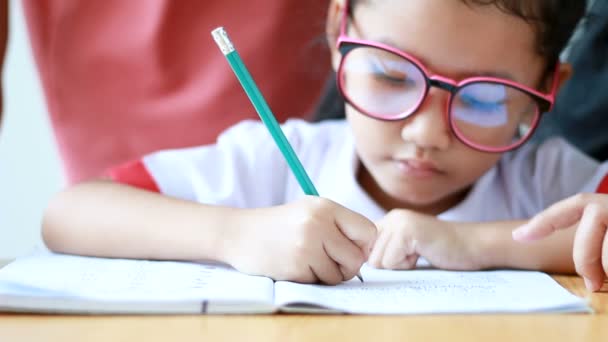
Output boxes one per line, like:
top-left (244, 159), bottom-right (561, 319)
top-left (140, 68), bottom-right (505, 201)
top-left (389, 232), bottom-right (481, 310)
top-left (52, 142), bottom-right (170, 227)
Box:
top-left (274, 265), bottom-right (589, 314)
top-left (0, 253), bottom-right (274, 307)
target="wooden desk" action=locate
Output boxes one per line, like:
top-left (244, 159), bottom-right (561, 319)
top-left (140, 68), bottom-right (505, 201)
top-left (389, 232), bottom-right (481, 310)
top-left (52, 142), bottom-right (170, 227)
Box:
top-left (0, 260), bottom-right (607, 342)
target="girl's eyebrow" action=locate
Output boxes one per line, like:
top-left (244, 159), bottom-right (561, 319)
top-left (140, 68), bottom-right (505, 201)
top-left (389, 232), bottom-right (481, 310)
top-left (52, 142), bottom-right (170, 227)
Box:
top-left (462, 70), bottom-right (516, 82)
top-left (375, 37), bottom-right (517, 82)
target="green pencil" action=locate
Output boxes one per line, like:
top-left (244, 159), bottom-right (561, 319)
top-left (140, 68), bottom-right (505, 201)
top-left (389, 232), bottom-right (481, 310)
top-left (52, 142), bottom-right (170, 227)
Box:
top-left (212, 27), bottom-right (364, 283)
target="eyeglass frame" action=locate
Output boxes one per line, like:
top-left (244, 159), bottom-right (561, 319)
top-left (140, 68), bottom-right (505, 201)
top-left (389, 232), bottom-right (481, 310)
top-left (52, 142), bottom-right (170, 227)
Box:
top-left (335, 0), bottom-right (561, 153)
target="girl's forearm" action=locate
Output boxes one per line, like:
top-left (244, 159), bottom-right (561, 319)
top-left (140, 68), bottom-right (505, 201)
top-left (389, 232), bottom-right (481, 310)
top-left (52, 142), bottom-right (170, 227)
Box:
top-left (42, 180), bottom-right (237, 262)
top-left (472, 220), bottom-right (575, 273)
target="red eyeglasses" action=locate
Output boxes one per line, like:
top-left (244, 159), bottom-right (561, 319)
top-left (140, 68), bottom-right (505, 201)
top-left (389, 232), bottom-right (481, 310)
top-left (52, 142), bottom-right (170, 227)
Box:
top-left (335, 0), bottom-right (560, 153)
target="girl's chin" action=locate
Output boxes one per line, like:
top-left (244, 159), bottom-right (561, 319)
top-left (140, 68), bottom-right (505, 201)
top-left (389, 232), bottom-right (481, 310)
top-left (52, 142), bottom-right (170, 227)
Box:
top-left (379, 181), bottom-right (471, 213)
top-left (382, 187), bottom-right (446, 208)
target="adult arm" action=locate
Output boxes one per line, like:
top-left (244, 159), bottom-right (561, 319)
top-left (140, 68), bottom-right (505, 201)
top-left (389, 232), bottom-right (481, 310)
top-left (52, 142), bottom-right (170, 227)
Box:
top-left (513, 193), bottom-right (608, 291)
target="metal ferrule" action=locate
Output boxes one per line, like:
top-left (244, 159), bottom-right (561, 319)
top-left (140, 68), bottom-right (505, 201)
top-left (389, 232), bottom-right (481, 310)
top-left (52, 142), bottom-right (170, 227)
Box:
top-left (212, 27), bottom-right (235, 55)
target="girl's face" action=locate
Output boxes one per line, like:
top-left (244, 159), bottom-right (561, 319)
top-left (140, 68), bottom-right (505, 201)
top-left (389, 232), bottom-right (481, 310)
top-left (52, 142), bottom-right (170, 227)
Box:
top-left (328, 0), bottom-right (569, 214)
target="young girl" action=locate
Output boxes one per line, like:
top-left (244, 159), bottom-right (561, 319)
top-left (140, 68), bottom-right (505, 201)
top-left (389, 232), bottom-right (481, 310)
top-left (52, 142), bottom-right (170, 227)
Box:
top-left (43, 0), bottom-right (601, 286)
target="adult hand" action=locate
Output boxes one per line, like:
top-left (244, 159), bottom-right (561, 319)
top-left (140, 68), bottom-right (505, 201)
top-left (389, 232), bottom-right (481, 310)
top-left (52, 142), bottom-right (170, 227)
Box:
top-left (513, 194), bottom-right (608, 291)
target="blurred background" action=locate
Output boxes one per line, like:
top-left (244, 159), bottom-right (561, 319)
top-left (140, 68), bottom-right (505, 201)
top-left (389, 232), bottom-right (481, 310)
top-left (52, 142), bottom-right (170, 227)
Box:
top-left (0, 0), bottom-right (64, 259)
top-left (0, 0), bottom-right (604, 261)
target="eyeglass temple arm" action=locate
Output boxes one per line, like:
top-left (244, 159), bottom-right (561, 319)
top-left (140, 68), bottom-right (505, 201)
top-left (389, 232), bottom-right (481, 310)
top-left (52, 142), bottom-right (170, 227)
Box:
top-left (545, 63), bottom-right (562, 111)
top-left (337, 0), bottom-right (350, 48)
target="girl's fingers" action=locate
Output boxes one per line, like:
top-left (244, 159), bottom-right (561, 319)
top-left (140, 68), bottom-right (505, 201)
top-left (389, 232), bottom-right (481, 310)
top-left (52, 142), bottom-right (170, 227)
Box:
top-left (333, 206), bottom-right (378, 255)
top-left (382, 234), bottom-right (418, 270)
top-left (310, 245), bottom-right (345, 285)
top-left (573, 203), bottom-right (608, 291)
top-left (323, 232), bottom-right (365, 281)
top-left (368, 229), bottom-right (391, 268)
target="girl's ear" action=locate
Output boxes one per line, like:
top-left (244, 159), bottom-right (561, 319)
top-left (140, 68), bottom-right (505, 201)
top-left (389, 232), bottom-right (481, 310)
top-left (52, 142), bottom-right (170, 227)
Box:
top-left (547, 62), bottom-right (573, 94)
top-left (326, 0), bottom-right (346, 71)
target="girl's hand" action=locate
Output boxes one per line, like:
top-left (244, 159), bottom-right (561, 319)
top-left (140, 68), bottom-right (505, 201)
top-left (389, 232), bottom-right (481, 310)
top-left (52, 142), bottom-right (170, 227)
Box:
top-left (222, 196), bottom-right (377, 285)
top-left (369, 210), bottom-right (483, 271)
top-left (513, 193), bottom-right (608, 292)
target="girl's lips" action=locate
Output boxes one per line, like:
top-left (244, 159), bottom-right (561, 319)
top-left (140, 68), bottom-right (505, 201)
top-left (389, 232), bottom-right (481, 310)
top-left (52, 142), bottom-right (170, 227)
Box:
top-left (393, 159), bottom-right (442, 178)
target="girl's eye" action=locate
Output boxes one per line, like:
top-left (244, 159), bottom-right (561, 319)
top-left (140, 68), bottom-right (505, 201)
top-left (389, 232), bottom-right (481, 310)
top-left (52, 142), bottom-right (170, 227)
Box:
top-left (375, 72), bottom-right (409, 85)
top-left (458, 83), bottom-right (509, 111)
top-left (369, 58), bottom-right (416, 87)
top-left (459, 93), bottom-right (505, 110)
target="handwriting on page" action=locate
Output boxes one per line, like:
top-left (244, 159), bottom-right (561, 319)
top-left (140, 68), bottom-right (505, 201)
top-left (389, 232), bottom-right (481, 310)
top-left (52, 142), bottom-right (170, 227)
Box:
top-left (341, 278), bottom-right (499, 297)
top-left (274, 268), bottom-right (571, 314)
top-left (285, 273), bottom-right (501, 304)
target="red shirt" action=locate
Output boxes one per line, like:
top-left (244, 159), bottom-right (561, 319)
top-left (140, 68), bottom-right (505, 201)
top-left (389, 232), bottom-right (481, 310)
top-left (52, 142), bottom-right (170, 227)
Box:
top-left (23, 0), bottom-right (330, 183)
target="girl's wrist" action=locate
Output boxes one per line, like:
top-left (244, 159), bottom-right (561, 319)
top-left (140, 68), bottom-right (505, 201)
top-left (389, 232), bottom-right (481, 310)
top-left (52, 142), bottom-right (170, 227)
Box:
top-left (188, 206), bottom-right (248, 264)
top-left (453, 222), bottom-right (506, 270)
top-left (206, 207), bottom-right (257, 266)
top-left (468, 221), bottom-right (529, 269)
top-left (472, 225), bottom-right (504, 269)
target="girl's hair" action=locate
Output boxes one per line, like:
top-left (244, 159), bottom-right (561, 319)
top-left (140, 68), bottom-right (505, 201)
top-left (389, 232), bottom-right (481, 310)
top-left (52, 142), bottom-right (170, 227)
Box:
top-left (313, 0), bottom-right (588, 121)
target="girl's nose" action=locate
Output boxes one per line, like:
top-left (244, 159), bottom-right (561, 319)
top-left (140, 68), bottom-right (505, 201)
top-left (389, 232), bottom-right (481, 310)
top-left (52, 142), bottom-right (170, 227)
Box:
top-left (400, 89), bottom-right (451, 150)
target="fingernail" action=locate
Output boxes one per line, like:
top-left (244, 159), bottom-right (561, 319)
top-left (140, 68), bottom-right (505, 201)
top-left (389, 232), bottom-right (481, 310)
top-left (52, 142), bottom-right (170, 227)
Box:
top-left (512, 228), bottom-right (525, 240)
top-left (583, 277), bottom-right (595, 291)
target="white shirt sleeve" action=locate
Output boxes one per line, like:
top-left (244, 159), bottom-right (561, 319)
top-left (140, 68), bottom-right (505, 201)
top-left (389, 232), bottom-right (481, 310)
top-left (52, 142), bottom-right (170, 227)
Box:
top-left (141, 120), bottom-right (291, 208)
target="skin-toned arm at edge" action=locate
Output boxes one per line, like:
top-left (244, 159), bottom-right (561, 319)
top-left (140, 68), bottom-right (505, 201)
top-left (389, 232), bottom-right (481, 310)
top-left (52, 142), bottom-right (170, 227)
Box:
top-left (42, 180), bottom-right (376, 285)
top-left (513, 193), bottom-right (608, 291)
top-left (0, 0), bottom-right (8, 130)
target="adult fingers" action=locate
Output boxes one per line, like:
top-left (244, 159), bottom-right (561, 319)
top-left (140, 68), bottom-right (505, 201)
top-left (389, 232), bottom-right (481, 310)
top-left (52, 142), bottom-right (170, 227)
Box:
top-left (602, 232), bottom-right (608, 289)
top-left (513, 195), bottom-right (592, 241)
top-left (573, 203), bottom-right (608, 292)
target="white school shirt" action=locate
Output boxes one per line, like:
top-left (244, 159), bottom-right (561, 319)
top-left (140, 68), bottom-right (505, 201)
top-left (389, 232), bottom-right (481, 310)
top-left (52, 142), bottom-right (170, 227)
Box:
top-left (110, 119), bottom-right (608, 222)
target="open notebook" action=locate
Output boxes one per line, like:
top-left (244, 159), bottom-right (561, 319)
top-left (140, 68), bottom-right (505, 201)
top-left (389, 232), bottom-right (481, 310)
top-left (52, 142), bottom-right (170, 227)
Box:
top-left (0, 252), bottom-right (590, 315)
